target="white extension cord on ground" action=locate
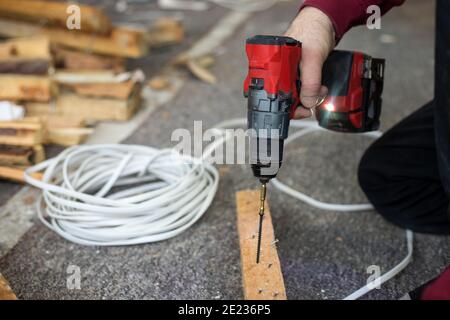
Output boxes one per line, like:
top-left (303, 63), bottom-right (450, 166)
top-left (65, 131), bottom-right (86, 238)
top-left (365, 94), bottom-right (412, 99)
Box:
top-left (24, 119), bottom-right (413, 300)
top-left (24, 145), bottom-right (220, 246)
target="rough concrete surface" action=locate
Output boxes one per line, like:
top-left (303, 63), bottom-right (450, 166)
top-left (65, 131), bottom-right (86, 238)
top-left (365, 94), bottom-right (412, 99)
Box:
top-left (1, 0), bottom-right (449, 300)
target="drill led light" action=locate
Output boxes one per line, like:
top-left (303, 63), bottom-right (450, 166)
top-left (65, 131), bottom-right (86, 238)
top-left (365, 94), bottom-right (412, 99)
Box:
top-left (324, 102), bottom-right (335, 112)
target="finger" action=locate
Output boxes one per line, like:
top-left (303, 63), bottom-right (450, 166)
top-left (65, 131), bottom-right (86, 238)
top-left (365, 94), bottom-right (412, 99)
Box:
top-left (299, 48), bottom-right (326, 109)
top-left (316, 85), bottom-right (329, 105)
top-left (293, 106), bottom-right (313, 119)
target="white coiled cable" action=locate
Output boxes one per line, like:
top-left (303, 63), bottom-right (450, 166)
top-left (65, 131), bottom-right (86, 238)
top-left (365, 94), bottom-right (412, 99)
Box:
top-left (24, 144), bottom-right (220, 246)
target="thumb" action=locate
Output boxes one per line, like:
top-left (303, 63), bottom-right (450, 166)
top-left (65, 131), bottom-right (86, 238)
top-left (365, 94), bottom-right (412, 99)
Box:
top-left (300, 48), bottom-right (328, 109)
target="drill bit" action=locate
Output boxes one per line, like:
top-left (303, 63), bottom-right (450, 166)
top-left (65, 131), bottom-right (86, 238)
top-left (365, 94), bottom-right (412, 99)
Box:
top-left (256, 181), bottom-right (267, 264)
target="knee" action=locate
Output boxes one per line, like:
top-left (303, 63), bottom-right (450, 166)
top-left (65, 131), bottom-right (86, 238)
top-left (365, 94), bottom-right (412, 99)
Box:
top-left (357, 141), bottom-right (398, 220)
top-left (357, 143), bottom-right (383, 196)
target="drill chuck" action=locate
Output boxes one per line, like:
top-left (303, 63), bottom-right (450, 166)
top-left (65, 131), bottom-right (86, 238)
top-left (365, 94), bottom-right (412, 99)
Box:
top-left (249, 137), bottom-right (284, 182)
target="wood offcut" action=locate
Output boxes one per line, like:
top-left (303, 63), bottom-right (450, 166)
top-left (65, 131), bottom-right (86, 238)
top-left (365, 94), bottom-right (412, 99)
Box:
top-left (235, 190), bottom-right (287, 300)
top-left (0, 273), bottom-right (17, 300)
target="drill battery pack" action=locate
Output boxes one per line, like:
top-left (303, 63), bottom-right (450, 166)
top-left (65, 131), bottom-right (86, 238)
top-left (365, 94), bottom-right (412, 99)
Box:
top-left (317, 51), bottom-right (385, 132)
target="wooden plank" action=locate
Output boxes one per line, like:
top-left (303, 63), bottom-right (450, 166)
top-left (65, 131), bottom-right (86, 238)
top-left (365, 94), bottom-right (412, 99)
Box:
top-left (0, 166), bottom-right (42, 183)
top-left (0, 75), bottom-right (52, 102)
top-left (23, 102), bottom-right (59, 118)
top-left (0, 18), bottom-right (146, 58)
top-left (0, 144), bottom-right (44, 166)
top-left (53, 46), bottom-right (124, 71)
top-left (235, 190), bottom-right (287, 300)
top-left (0, 36), bottom-right (50, 60)
top-left (0, 118), bottom-right (45, 146)
top-left (56, 89), bottom-right (141, 121)
top-left (47, 128), bottom-right (93, 146)
top-left (53, 70), bottom-right (133, 83)
top-left (0, 36), bottom-right (51, 74)
top-left (0, 273), bottom-right (17, 300)
top-left (0, 59), bottom-right (50, 75)
top-left (43, 115), bottom-right (85, 129)
top-left (0, 0), bottom-right (111, 35)
top-left (61, 80), bottom-right (136, 100)
top-left (186, 59), bottom-right (217, 84)
top-left (146, 18), bottom-right (184, 47)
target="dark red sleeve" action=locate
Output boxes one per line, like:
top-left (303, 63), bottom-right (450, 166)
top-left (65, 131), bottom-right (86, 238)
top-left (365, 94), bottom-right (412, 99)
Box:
top-left (421, 266), bottom-right (450, 300)
top-left (301, 0), bottom-right (405, 40)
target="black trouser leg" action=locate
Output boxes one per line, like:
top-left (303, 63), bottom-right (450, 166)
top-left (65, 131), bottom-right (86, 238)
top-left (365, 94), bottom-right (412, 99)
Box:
top-left (358, 101), bottom-right (450, 235)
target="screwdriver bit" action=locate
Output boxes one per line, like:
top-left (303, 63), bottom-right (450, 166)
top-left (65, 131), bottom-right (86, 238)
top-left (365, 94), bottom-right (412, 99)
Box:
top-left (256, 181), bottom-right (267, 264)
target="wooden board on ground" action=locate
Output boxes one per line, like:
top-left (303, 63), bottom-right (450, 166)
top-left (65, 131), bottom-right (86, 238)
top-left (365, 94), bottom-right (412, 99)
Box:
top-left (0, 118), bottom-right (45, 146)
top-left (0, 0), bottom-right (111, 35)
top-left (0, 75), bottom-right (53, 102)
top-left (235, 190), bottom-right (287, 300)
top-left (0, 273), bottom-right (17, 300)
top-left (0, 18), bottom-right (146, 58)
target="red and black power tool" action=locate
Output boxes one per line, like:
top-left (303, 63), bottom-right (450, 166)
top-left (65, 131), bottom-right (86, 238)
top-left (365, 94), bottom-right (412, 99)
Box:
top-left (244, 35), bottom-right (385, 182)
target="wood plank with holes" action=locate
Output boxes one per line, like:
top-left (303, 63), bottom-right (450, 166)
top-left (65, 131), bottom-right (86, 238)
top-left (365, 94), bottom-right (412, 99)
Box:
top-left (0, 273), bottom-right (17, 300)
top-left (235, 190), bottom-right (287, 300)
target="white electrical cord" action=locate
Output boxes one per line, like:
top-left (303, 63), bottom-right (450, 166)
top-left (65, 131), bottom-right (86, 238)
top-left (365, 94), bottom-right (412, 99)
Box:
top-left (213, 118), bottom-right (414, 300)
top-left (24, 144), bottom-right (221, 246)
top-left (24, 118), bottom-right (413, 299)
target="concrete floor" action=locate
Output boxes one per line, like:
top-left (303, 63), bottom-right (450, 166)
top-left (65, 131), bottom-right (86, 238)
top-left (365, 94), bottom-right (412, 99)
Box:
top-left (1, 0), bottom-right (449, 300)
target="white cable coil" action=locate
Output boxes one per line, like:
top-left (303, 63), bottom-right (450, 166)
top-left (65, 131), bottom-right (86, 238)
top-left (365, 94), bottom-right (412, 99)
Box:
top-left (25, 119), bottom-right (413, 300)
top-left (25, 144), bottom-right (218, 246)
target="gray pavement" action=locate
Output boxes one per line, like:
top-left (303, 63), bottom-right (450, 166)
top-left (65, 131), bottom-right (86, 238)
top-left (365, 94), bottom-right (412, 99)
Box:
top-left (1, 0), bottom-right (449, 300)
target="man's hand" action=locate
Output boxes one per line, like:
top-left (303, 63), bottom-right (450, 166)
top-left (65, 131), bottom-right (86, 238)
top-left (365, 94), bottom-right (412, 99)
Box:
top-left (285, 7), bottom-right (335, 119)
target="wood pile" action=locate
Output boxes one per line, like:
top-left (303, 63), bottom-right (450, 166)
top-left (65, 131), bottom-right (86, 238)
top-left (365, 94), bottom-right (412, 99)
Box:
top-left (0, 0), bottom-right (185, 183)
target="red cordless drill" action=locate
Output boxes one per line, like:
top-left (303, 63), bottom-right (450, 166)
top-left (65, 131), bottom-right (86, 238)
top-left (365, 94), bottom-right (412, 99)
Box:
top-left (243, 35), bottom-right (385, 263)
